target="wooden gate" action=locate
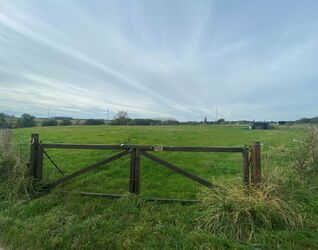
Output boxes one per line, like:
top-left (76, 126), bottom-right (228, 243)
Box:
top-left (29, 134), bottom-right (261, 202)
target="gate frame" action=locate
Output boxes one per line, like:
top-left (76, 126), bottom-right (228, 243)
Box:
top-left (29, 134), bottom-right (261, 202)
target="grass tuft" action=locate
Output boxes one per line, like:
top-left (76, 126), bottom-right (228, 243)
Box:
top-left (196, 173), bottom-right (304, 241)
top-left (0, 129), bottom-right (33, 199)
top-left (292, 126), bottom-right (318, 184)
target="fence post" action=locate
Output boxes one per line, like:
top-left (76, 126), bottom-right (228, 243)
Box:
top-left (29, 133), bottom-right (43, 180)
top-left (134, 149), bottom-right (140, 194)
top-left (242, 146), bottom-right (250, 186)
top-left (129, 149), bottom-right (135, 193)
top-left (129, 149), bottom-right (141, 194)
top-left (251, 141), bottom-right (261, 185)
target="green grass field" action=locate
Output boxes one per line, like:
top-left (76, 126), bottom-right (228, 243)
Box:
top-left (1, 125), bottom-right (317, 249)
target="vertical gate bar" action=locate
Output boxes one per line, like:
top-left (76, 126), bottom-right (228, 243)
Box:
top-left (251, 142), bottom-right (261, 185)
top-left (242, 146), bottom-right (250, 186)
top-left (29, 133), bottom-right (39, 179)
top-left (37, 145), bottom-right (43, 180)
top-left (129, 149), bottom-right (136, 193)
top-left (134, 149), bottom-right (141, 194)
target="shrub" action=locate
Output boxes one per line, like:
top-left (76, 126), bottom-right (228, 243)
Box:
top-left (197, 176), bottom-right (303, 241)
top-left (163, 120), bottom-right (180, 125)
top-left (84, 119), bottom-right (105, 125)
top-left (292, 126), bottom-right (318, 182)
top-left (0, 112), bottom-right (9, 128)
top-left (42, 119), bottom-right (58, 126)
top-left (0, 129), bottom-right (33, 199)
top-left (17, 113), bottom-right (36, 128)
top-left (60, 119), bottom-right (72, 126)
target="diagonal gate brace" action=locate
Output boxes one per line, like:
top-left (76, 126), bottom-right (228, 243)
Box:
top-left (140, 151), bottom-right (214, 188)
top-left (45, 150), bottom-right (129, 189)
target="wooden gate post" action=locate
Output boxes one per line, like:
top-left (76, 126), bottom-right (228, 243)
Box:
top-left (242, 146), bottom-right (250, 186)
top-left (134, 149), bottom-right (140, 194)
top-left (29, 133), bottom-right (43, 180)
top-left (251, 141), bottom-right (261, 185)
top-left (129, 149), bottom-right (140, 194)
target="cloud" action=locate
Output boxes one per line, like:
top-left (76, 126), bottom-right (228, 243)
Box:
top-left (0, 0), bottom-right (318, 120)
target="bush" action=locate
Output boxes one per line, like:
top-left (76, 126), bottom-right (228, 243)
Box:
top-left (0, 129), bottom-right (33, 199)
top-left (197, 176), bottom-right (303, 241)
top-left (163, 120), bottom-right (180, 125)
top-left (292, 126), bottom-right (318, 182)
top-left (60, 119), bottom-right (72, 126)
top-left (84, 119), bottom-right (105, 125)
top-left (0, 112), bottom-right (9, 128)
top-left (17, 113), bottom-right (36, 128)
top-left (42, 119), bottom-right (58, 126)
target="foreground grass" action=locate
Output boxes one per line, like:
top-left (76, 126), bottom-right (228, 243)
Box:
top-left (0, 125), bottom-right (317, 249)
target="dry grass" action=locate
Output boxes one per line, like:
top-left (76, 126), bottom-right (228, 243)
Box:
top-left (292, 126), bottom-right (318, 183)
top-left (0, 129), bottom-right (33, 199)
top-left (197, 171), bottom-right (304, 241)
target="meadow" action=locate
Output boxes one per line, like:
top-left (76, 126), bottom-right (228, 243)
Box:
top-left (0, 125), bottom-right (317, 249)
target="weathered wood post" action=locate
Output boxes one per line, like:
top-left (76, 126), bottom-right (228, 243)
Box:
top-left (129, 148), bottom-right (140, 194)
top-left (242, 145), bottom-right (250, 186)
top-left (134, 149), bottom-right (140, 194)
top-left (29, 133), bottom-right (43, 180)
top-left (251, 141), bottom-right (261, 185)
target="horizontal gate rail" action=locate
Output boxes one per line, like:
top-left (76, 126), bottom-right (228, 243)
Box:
top-left (59, 191), bottom-right (199, 203)
top-left (140, 151), bottom-right (214, 188)
top-left (41, 143), bottom-right (245, 153)
top-left (44, 150), bottom-right (129, 188)
top-left (41, 144), bottom-right (123, 150)
top-left (158, 146), bottom-right (244, 153)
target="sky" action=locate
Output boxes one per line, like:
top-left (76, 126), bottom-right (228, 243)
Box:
top-left (0, 0), bottom-right (318, 121)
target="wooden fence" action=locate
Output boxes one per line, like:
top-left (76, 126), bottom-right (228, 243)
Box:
top-left (29, 133), bottom-right (261, 202)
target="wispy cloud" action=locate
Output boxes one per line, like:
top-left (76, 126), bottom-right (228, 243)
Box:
top-left (0, 0), bottom-right (318, 120)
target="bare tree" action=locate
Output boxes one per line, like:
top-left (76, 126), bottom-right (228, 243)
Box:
top-left (113, 111), bottom-right (129, 125)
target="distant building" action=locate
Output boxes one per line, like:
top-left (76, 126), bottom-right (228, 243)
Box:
top-left (249, 122), bottom-right (270, 130)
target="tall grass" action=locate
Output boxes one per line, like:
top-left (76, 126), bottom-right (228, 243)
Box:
top-left (292, 126), bottom-right (318, 183)
top-left (0, 129), bottom-right (33, 199)
top-left (196, 170), bottom-right (304, 241)
top-left (197, 127), bottom-right (318, 242)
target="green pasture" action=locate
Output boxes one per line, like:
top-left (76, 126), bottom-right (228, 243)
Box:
top-left (13, 125), bottom-right (303, 198)
top-left (1, 125), bottom-right (317, 249)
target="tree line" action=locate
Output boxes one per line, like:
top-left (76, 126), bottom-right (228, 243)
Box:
top-left (2, 111), bottom-right (317, 129)
top-left (0, 111), bottom-right (180, 128)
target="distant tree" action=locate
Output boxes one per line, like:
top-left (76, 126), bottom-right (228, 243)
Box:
top-left (216, 118), bottom-right (225, 124)
top-left (84, 119), bottom-right (105, 125)
top-left (296, 118), bottom-right (312, 124)
top-left (53, 116), bottom-right (73, 120)
top-left (134, 119), bottom-right (149, 126)
top-left (42, 119), bottom-right (58, 126)
top-left (181, 121), bottom-right (200, 125)
top-left (17, 113), bottom-right (36, 128)
top-left (111, 111), bottom-right (129, 125)
top-left (163, 120), bottom-right (180, 125)
top-left (0, 113), bottom-right (9, 128)
top-left (60, 119), bottom-right (72, 126)
top-left (204, 117), bottom-right (207, 124)
top-left (310, 117), bottom-right (318, 124)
